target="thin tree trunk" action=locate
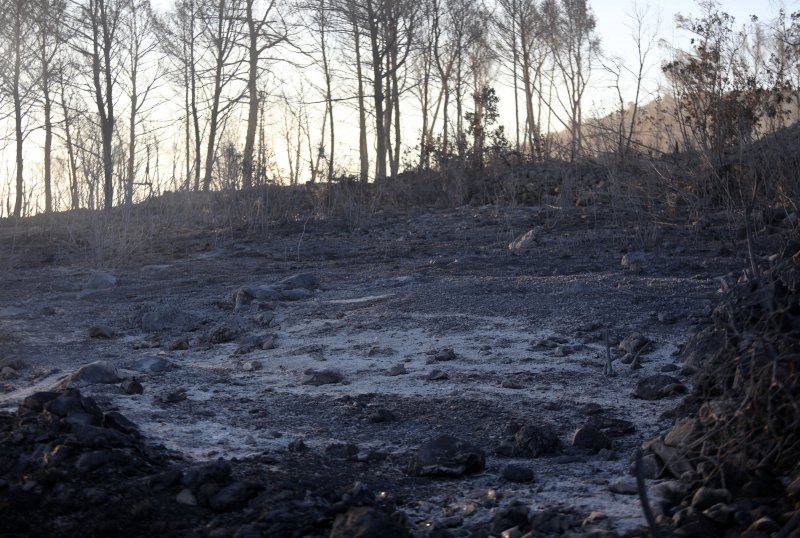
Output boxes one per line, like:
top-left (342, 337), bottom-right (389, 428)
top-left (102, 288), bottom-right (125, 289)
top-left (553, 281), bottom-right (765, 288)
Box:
top-left (352, 16), bottom-right (368, 183)
top-left (12, 11), bottom-right (24, 218)
top-left (242, 0), bottom-right (258, 189)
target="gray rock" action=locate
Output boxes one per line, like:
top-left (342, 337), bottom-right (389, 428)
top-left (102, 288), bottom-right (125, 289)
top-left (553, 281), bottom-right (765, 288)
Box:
top-left (209, 481), bottom-right (261, 511)
top-left (432, 348), bottom-right (456, 361)
top-left (501, 379), bottom-right (524, 389)
top-left (57, 361), bottom-right (121, 388)
top-left (103, 411), bottom-right (138, 434)
top-left (586, 415), bottom-right (636, 437)
top-left (501, 464), bottom-right (535, 483)
top-left (176, 488), bottom-right (197, 506)
top-left (650, 480), bottom-right (690, 504)
top-left (157, 388), bottom-right (187, 404)
top-left (621, 251), bottom-right (649, 270)
top-left (287, 438), bottom-right (307, 452)
top-left (608, 479), bottom-right (638, 495)
top-left (278, 288), bottom-right (312, 301)
top-left (426, 369), bottom-right (449, 381)
top-left (409, 435), bottom-right (486, 477)
top-left (278, 273), bottom-right (320, 290)
top-left (387, 364), bottom-right (407, 376)
top-left (630, 452), bottom-right (662, 479)
top-left (301, 368), bottom-right (343, 386)
top-left (571, 424), bottom-right (612, 452)
top-left (619, 332), bottom-right (650, 353)
top-left (691, 487), bottom-right (732, 510)
top-left (632, 374), bottom-right (686, 400)
top-left (665, 417), bottom-right (701, 447)
top-left (330, 507), bottom-right (411, 538)
top-left (87, 325), bottom-right (114, 339)
top-left (207, 317), bottom-right (247, 344)
top-left (648, 438), bottom-right (694, 478)
top-left (121, 378), bottom-right (144, 395)
top-left (496, 423), bottom-right (561, 458)
top-left (508, 229), bottom-right (540, 252)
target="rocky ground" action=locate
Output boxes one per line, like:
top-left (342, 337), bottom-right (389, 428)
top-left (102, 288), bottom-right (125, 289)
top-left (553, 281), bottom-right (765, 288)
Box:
top-left (0, 202), bottom-right (767, 537)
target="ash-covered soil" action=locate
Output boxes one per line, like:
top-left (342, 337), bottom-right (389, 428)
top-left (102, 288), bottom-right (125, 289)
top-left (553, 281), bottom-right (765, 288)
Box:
top-left (0, 204), bottom-right (756, 537)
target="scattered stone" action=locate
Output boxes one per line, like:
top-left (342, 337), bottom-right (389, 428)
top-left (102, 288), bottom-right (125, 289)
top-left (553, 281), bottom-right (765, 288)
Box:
top-left (501, 464), bottom-right (535, 483)
top-left (209, 480), bottom-right (261, 511)
top-left (745, 516), bottom-right (781, 534)
top-left (367, 408), bottom-right (396, 423)
top-left (632, 374), bottom-right (686, 400)
top-left (131, 356), bottom-right (175, 373)
top-left (660, 363), bottom-right (680, 372)
top-left (432, 348), bottom-right (456, 361)
top-left (509, 228), bottom-right (540, 252)
top-left (176, 488), bottom-right (198, 506)
top-left (664, 417), bottom-right (701, 447)
top-left (325, 443), bottom-right (359, 460)
top-left (488, 503), bottom-right (531, 536)
top-left (608, 479), bottom-right (638, 495)
top-left (301, 368), bottom-right (343, 386)
top-left (586, 415), bottom-right (636, 437)
top-left (87, 325), bottom-right (113, 339)
top-left (581, 403), bottom-right (604, 415)
top-left (501, 379), bottom-right (524, 389)
top-left (235, 333), bottom-right (276, 354)
top-left (583, 511), bottom-right (608, 526)
top-left (647, 438), bottom-right (694, 478)
top-left (103, 411), bottom-right (138, 435)
top-left (167, 337), bottom-right (190, 351)
top-left (1, 366), bottom-right (17, 379)
top-left (426, 369), bottom-right (449, 381)
top-left (287, 438), bottom-right (307, 452)
top-left (572, 424), bottom-right (612, 452)
top-left (121, 378), bottom-right (144, 395)
top-left (496, 423), bottom-right (561, 458)
top-left (157, 388), bottom-right (187, 404)
top-left (330, 506), bottom-right (411, 538)
top-left (409, 436), bottom-right (486, 477)
top-left (387, 364), bottom-right (407, 376)
top-left (651, 480), bottom-right (691, 504)
top-left (435, 515), bottom-right (464, 529)
top-left (56, 361), bottom-right (121, 388)
top-left (278, 273), bottom-right (320, 290)
top-left (279, 288), bottom-right (312, 301)
top-left (207, 318), bottom-right (246, 344)
top-left (631, 452), bottom-right (661, 479)
top-left (691, 487), bottom-right (732, 510)
top-left (703, 503), bottom-right (735, 524)
top-left (619, 332), bottom-right (650, 353)
top-left (621, 251), bottom-right (649, 270)
top-left (241, 360), bottom-right (262, 372)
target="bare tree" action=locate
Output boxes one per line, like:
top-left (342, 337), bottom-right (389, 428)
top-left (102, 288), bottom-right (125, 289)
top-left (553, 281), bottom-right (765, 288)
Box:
top-left (157, 0), bottom-right (203, 191)
top-left (197, 0), bottom-right (246, 191)
top-left (33, 0), bottom-right (67, 213)
top-left (240, 0), bottom-right (287, 189)
top-left (0, 0), bottom-right (36, 217)
top-left (121, 0), bottom-right (163, 205)
top-left (70, 0), bottom-right (123, 210)
top-left (544, 0), bottom-right (599, 161)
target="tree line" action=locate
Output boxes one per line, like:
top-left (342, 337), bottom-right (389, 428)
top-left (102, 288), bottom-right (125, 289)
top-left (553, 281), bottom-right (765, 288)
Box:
top-left (0, 0), bottom-right (797, 217)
